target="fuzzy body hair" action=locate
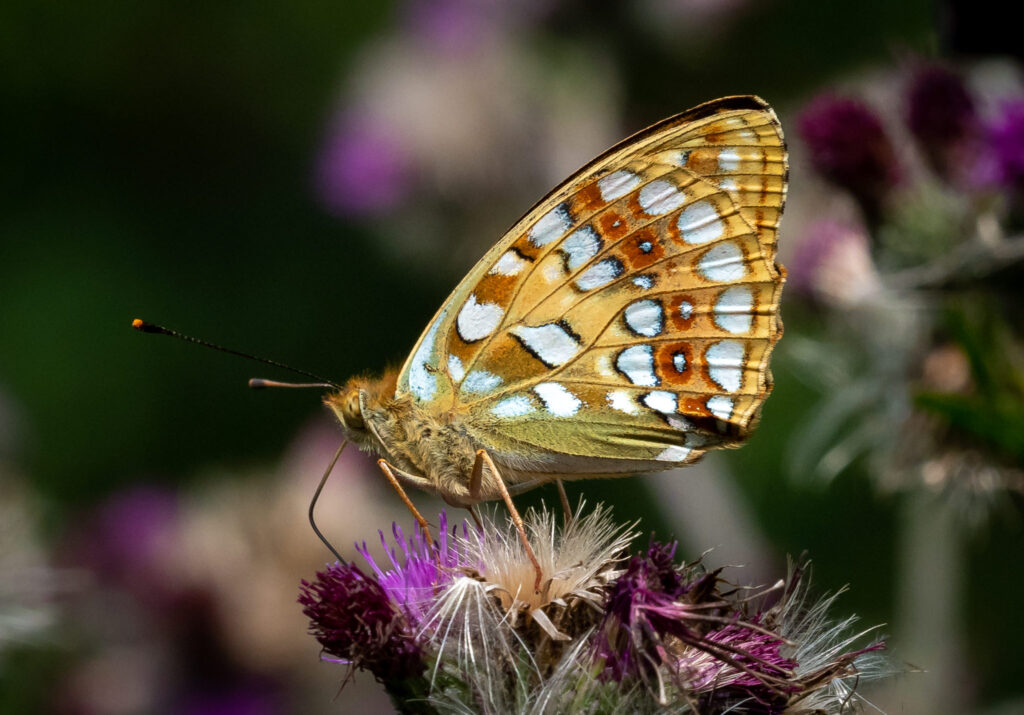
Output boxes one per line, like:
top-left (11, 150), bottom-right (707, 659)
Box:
top-left (325, 370), bottom-right (524, 506)
top-left (324, 370), bottom-right (687, 506)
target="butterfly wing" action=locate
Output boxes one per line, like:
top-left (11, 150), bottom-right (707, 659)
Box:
top-left (396, 95), bottom-right (787, 476)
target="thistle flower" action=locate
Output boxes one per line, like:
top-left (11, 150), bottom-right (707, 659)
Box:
top-left (597, 541), bottom-right (799, 707)
top-left (300, 505), bottom-right (889, 713)
top-left (789, 220), bottom-right (883, 308)
top-left (798, 95), bottom-right (900, 224)
top-left (313, 111), bottom-right (411, 217)
top-left (905, 65), bottom-right (979, 183)
top-left (298, 562), bottom-right (425, 684)
top-left (357, 511), bottom-right (470, 627)
top-left (982, 99), bottom-right (1024, 192)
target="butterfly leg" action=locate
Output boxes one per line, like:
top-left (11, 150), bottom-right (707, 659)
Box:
top-left (377, 459), bottom-right (435, 549)
top-left (555, 479), bottom-right (572, 523)
top-left (472, 449), bottom-right (543, 592)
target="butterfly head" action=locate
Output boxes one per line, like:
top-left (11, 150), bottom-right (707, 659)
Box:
top-left (323, 371), bottom-right (399, 448)
top-left (330, 384), bottom-right (365, 430)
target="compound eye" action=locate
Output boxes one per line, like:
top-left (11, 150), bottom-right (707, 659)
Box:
top-left (342, 390), bottom-right (365, 430)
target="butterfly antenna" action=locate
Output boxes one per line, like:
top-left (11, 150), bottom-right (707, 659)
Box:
top-left (131, 318), bottom-right (340, 389)
top-left (310, 440), bottom-right (348, 563)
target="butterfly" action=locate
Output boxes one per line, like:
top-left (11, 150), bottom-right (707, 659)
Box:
top-left (326, 95), bottom-right (786, 535)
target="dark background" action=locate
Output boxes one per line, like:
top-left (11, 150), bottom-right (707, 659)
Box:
top-left (2, 1), bottom-right (1021, 712)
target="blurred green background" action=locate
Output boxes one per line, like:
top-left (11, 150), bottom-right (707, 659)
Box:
top-left (2, 0), bottom-right (1023, 712)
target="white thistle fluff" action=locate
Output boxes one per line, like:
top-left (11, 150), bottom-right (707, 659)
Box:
top-left (775, 564), bottom-right (891, 714)
top-left (419, 502), bottom-right (635, 711)
top-left (458, 502), bottom-right (635, 634)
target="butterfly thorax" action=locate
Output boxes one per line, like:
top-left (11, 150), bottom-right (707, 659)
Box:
top-left (324, 371), bottom-right (486, 506)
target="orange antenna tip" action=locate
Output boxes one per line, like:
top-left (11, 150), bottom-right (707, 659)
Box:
top-left (131, 319), bottom-right (167, 335)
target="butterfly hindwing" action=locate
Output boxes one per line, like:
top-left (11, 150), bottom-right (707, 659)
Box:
top-left (396, 96), bottom-right (787, 474)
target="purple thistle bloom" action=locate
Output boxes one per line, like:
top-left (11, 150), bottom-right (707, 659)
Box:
top-left (788, 220), bottom-right (879, 307)
top-left (982, 100), bottom-right (1024, 191)
top-left (178, 681), bottom-right (281, 715)
top-left (357, 512), bottom-right (474, 626)
top-left (403, 0), bottom-right (553, 54)
top-left (299, 510), bottom-right (888, 711)
top-left (313, 112), bottom-right (411, 217)
top-left (597, 541), bottom-right (698, 681)
top-left (906, 65), bottom-right (977, 148)
top-left (298, 562), bottom-right (424, 683)
top-left (404, 0), bottom-right (492, 54)
top-left (598, 540), bottom-right (801, 707)
top-left (905, 65), bottom-right (979, 183)
top-left (681, 624), bottom-right (797, 691)
top-left (798, 95), bottom-right (900, 223)
top-left (90, 486), bottom-right (179, 573)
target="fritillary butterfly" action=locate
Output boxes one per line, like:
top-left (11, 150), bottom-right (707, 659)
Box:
top-left (327, 95), bottom-right (787, 512)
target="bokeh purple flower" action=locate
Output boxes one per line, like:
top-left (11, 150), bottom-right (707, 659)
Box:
top-left (69, 485), bottom-right (182, 608)
top-left (905, 65), bottom-right (980, 185)
top-left (981, 100), bottom-right (1024, 192)
top-left (314, 112), bottom-right (411, 217)
top-left (906, 65), bottom-right (977, 144)
top-left (403, 0), bottom-right (553, 54)
top-left (789, 220), bottom-right (881, 308)
top-left (799, 95), bottom-right (900, 223)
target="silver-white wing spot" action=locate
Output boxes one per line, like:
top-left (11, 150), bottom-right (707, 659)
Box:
top-left (447, 354), bottom-right (465, 382)
top-left (642, 390), bottom-right (677, 414)
top-left (638, 179), bottom-right (686, 215)
top-left (718, 148), bottom-right (741, 172)
top-left (698, 242), bottom-right (747, 282)
top-left (562, 226), bottom-right (602, 271)
top-left (510, 322), bottom-right (581, 367)
top-left (491, 250), bottom-right (529, 276)
top-left (462, 370), bottom-right (503, 394)
top-left (406, 309), bottom-right (447, 403)
top-left (672, 351), bottom-right (687, 373)
top-left (705, 340), bottom-right (744, 392)
top-left (597, 170), bottom-right (641, 201)
top-left (714, 286), bottom-right (754, 334)
top-left (677, 200), bottom-right (724, 245)
top-left (656, 445), bottom-right (691, 462)
top-left (529, 204), bottom-right (572, 247)
top-left (575, 258), bottom-right (624, 291)
top-left (623, 299), bottom-right (664, 337)
top-left (615, 345), bottom-right (658, 386)
top-left (533, 382), bottom-right (582, 417)
top-left (706, 395), bottom-right (734, 420)
top-left (607, 390), bottom-right (638, 415)
top-left (457, 294), bottom-right (504, 343)
top-left (491, 395), bottom-right (535, 418)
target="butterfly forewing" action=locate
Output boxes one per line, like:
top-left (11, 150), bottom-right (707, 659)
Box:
top-left (396, 96), bottom-right (786, 475)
